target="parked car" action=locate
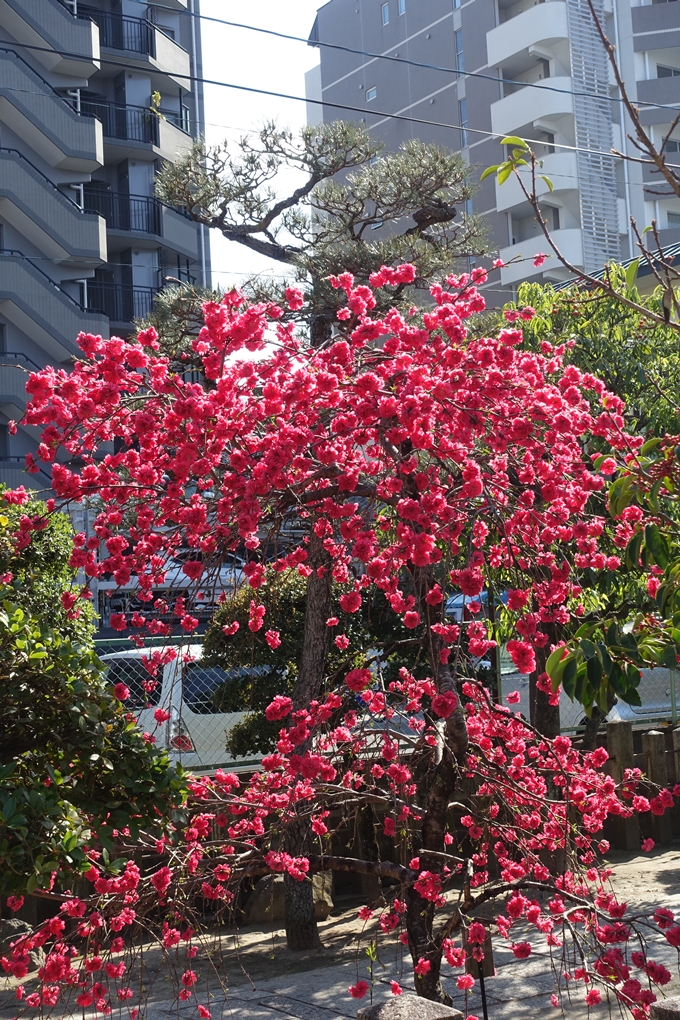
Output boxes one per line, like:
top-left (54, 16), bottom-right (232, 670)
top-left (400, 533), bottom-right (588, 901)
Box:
top-left (499, 665), bottom-right (678, 730)
top-left (101, 645), bottom-right (263, 772)
top-left (445, 590), bottom-right (508, 622)
top-left (97, 551), bottom-right (247, 628)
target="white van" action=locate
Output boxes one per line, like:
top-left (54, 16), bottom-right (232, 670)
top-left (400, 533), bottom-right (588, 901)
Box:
top-left (499, 666), bottom-right (678, 730)
top-left (101, 646), bottom-right (263, 772)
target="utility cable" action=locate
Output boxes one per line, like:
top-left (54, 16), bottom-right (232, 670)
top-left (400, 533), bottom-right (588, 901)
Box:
top-left (0, 60), bottom-right (674, 169)
top-left (6, 33), bottom-right (680, 119)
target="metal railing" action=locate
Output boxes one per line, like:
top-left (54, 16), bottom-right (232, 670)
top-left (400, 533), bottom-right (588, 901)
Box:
top-left (0, 147), bottom-right (99, 214)
top-left (0, 457), bottom-right (52, 483)
top-left (84, 191), bottom-right (162, 234)
top-left (80, 98), bottom-right (159, 145)
top-left (86, 281), bottom-right (158, 322)
top-left (78, 7), bottom-right (155, 56)
top-left (0, 248), bottom-right (86, 310)
top-left (0, 352), bottom-right (41, 371)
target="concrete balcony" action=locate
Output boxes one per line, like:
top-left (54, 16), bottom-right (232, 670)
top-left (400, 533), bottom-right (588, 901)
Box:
top-left (0, 49), bottom-right (103, 171)
top-left (0, 252), bottom-right (109, 362)
top-left (490, 75), bottom-right (573, 136)
top-left (84, 190), bottom-right (198, 260)
top-left (495, 150), bottom-right (579, 211)
top-left (0, 149), bottom-right (106, 264)
top-left (0, 0), bottom-right (99, 76)
top-left (154, 29), bottom-right (191, 87)
top-left (157, 116), bottom-right (193, 161)
top-left (161, 205), bottom-right (200, 259)
top-left (499, 228), bottom-right (583, 284)
top-left (79, 7), bottom-right (190, 88)
top-left (0, 458), bottom-right (52, 492)
top-left (84, 99), bottom-right (193, 163)
top-left (0, 360), bottom-right (35, 412)
top-left (487, 2), bottom-right (568, 71)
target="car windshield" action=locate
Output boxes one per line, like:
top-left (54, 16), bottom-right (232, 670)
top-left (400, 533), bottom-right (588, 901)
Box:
top-left (105, 658), bottom-right (161, 708)
top-left (182, 664), bottom-right (269, 714)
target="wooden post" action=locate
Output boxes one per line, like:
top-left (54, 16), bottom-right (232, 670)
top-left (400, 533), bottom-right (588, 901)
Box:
top-left (606, 721), bottom-right (639, 850)
top-left (673, 727), bottom-right (680, 786)
top-left (642, 730), bottom-right (673, 845)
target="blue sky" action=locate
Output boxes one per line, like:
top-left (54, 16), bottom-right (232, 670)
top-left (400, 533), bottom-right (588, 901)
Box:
top-left (200, 1), bottom-right (322, 289)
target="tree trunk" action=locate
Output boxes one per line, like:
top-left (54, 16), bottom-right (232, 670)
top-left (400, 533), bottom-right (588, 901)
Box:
top-left (356, 804), bottom-right (382, 906)
top-left (580, 706), bottom-right (603, 750)
top-left (283, 529), bottom-right (332, 951)
top-left (284, 818), bottom-right (322, 951)
top-left (530, 628), bottom-right (560, 738)
top-left (406, 573), bottom-right (464, 1001)
top-left (406, 745), bottom-right (458, 1003)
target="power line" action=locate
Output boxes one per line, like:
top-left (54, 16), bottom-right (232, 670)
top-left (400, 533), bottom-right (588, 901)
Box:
top-left (122, 2), bottom-right (680, 121)
top-left (6, 32), bottom-right (680, 121)
top-left (0, 251), bottom-right (291, 278)
top-left (0, 52), bottom-right (672, 170)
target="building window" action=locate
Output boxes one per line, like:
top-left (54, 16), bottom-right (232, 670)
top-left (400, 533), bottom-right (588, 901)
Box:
top-left (668, 212), bottom-right (680, 225)
top-left (399, 0), bottom-right (406, 12)
top-left (455, 30), bottom-right (464, 74)
top-left (454, 0), bottom-right (462, 9)
top-left (382, 2), bottom-right (389, 25)
top-left (366, 86), bottom-right (377, 101)
top-left (545, 206), bottom-right (560, 231)
top-left (459, 98), bottom-right (468, 147)
top-left (658, 65), bottom-right (680, 77)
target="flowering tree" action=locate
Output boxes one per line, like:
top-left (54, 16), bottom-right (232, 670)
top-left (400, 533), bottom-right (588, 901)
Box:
top-left (12, 268), bottom-right (680, 1009)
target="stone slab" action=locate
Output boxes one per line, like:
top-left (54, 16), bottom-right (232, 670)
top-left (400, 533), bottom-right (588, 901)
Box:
top-left (652, 997), bottom-right (680, 1020)
top-left (357, 994), bottom-right (464, 1020)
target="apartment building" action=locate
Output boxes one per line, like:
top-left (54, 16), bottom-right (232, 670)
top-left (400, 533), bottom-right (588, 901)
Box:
top-left (307, 0), bottom-right (680, 297)
top-left (0, 0), bottom-right (209, 490)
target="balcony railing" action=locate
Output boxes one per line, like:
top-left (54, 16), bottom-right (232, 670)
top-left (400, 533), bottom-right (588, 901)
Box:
top-left (86, 282), bottom-right (158, 323)
top-left (84, 191), bottom-right (162, 234)
top-left (0, 248), bottom-right (86, 309)
top-left (0, 457), bottom-right (52, 485)
top-left (78, 6), bottom-right (155, 56)
top-left (1, 351), bottom-right (41, 371)
top-left (80, 98), bottom-right (159, 145)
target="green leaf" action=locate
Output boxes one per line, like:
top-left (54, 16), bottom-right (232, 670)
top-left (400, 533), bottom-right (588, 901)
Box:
top-left (640, 437), bottom-right (663, 456)
top-left (608, 475), bottom-right (633, 517)
top-left (580, 638), bottom-right (597, 659)
top-left (480, 165), bottom-right (500, 182)
top-left (621, 686), bottom-right (642, 707)
top-left (586, 654), bottom-right (603, 687)
top-left (625, 259), bottom-right (640, 291)
top-left (63, 831), bottom-right (79, 853)
top-left (662, 645), bottom-right (678, 669)
top-left (546, 645), bottom-right (568, 683)
top-left (500, 136), bottom-right (528, 149)
top-left (539, 175), bottom-right (554, 192)
top-left (625, 531), bottom-right (643, 570)
top-left (562, 657), bottom-right (578, 699)
top-left (497, 164), bottom-right (514, 185)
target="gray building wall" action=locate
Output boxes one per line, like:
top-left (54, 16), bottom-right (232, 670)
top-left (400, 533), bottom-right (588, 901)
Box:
top-left (0, 0), bottom-right (210, 492)
top-left (309, 0), bottom-right (680, 298)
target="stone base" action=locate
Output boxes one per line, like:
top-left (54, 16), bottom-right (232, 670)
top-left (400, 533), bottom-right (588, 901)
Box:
top-left (357, 994), bottom-right (464, 1020)
top-left (244, 873), bottom-right (333, 925)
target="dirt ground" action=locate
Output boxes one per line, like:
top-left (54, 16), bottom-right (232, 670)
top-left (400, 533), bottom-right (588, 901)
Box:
top-left (1, 845), bottom-right (680, 1017)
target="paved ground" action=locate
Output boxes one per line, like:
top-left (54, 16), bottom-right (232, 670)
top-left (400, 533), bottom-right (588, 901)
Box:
top-left (3, 846), bottom-right (680, 1020)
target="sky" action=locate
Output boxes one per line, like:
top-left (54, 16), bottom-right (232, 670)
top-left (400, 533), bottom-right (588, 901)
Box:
top-left (198, 1), bottom-right (323, 291)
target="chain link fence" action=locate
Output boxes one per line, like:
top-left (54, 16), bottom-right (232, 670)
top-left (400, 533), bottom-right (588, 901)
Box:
top-left (95, 636), bottom-right (679, 774)
top-left (498, 660), bottom-right (679, 731)
top-left (95, 639), bottom-right (261, 774)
